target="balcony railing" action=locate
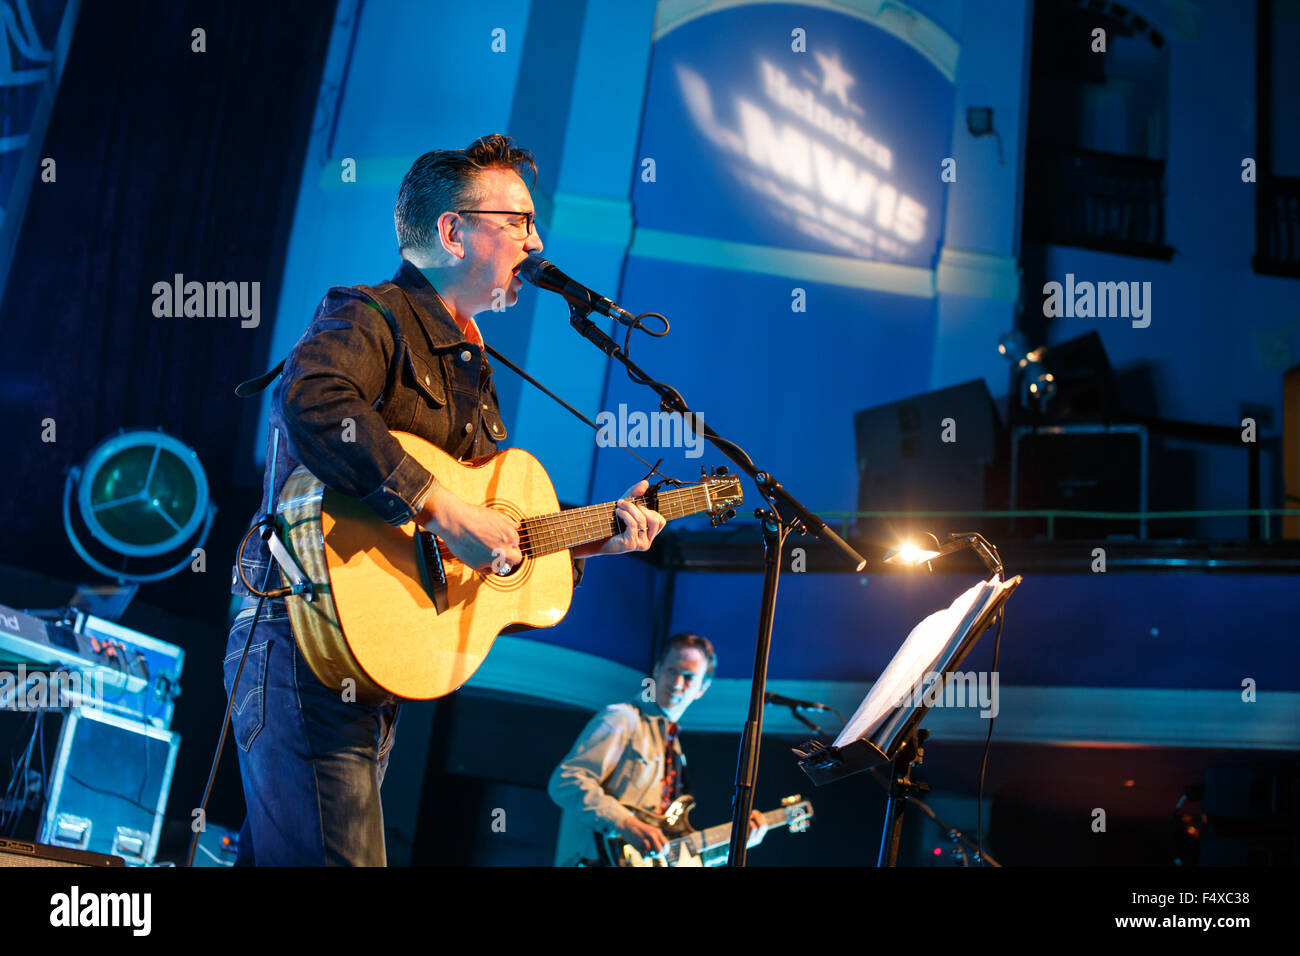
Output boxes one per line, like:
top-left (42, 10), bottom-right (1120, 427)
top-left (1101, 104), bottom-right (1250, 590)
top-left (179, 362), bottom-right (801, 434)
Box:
top-left (1254, 174), bottom-right (1300, 277)
top-left (656, 511), bottom-right (1300, 575)
top-left (1025, 145), bottom-right (1174, 259)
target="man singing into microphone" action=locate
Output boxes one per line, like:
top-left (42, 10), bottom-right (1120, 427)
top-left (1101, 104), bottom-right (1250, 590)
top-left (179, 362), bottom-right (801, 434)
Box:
top-left (226, 134), bottom-right (666, 866)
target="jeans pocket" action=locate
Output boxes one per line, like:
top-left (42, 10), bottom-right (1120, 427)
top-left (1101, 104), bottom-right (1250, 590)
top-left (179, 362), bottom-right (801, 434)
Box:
top-left (224, 635), bottom-right (270, 753)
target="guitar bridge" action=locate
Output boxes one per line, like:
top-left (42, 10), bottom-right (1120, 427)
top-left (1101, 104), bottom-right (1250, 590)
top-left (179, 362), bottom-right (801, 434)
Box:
top-left (415, 530), bottom-right (449, 614)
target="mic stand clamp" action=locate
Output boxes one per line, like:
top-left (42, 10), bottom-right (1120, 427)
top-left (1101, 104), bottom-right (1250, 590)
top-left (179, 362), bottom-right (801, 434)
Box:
top-left (878, 728), bottom-right (931, 867)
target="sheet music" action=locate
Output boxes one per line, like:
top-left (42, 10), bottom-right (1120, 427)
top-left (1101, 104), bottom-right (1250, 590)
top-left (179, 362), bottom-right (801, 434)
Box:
top-left (834, 575), bottom-right (1011, 749)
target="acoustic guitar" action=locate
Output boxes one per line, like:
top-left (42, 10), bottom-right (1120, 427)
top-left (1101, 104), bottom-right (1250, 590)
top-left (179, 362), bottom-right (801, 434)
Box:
top-left (276, 431), bottom-right (743, 702)
top-left (594, 794), bottom-right (814, 867)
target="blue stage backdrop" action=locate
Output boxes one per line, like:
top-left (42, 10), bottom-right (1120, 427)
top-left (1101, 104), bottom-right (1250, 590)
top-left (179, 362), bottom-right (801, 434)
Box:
top-left (634, 2), bottom-right (955, 266)
top-left (589, 2), bottom-right (959, 518)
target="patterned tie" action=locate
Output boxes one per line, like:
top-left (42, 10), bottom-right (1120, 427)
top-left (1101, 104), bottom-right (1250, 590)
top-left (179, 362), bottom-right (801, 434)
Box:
top-left (658, 722), bottom-right (681, 813)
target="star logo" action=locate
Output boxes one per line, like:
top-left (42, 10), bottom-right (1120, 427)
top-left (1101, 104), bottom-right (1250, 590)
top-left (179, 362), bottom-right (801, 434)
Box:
top-left (814, 50), bottom-right (856, 110)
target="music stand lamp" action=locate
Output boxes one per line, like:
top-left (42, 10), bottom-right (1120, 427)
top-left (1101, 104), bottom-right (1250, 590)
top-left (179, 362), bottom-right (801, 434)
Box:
top-left (794, 532), bottom-right (1020, 866)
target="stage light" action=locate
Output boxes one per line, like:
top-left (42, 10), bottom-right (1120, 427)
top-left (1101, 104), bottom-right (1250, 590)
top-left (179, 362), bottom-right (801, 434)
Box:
top-left (63, 428), bottom-right (217, 589)
top-left (999, 333), bottom-right (1055, 411)
top-left (997, 330), bottom-right (1027, 359)
top-left (76, 430), bottom-right (208, 556)
top-left (1017, 346), bottom-right (1046, 370)
top-left (882, 538), bottom-right (942, 565)
top-left (884, 531), bottom-right (1004, 577)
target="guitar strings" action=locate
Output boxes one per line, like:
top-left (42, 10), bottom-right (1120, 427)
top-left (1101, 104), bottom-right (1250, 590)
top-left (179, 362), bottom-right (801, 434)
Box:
top-left (516, 490), bottom-right (694, 541)
top-left (515, 496), bottom-right (693, 553)
top-left (508, 486), bottom-right (710, 556)
top-left (434, 487), bottom-right (708, 565)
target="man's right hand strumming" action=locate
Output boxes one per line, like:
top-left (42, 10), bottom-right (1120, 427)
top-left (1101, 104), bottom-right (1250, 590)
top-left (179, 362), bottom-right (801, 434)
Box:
top-left (417, 484), bottom-right (523, 572)
top-left (618, 815), bottom-right (668, 857)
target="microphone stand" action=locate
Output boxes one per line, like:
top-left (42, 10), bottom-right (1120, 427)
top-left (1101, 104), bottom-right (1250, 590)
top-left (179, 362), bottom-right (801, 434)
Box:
top-left (566, 302), bottom-right (867, 866)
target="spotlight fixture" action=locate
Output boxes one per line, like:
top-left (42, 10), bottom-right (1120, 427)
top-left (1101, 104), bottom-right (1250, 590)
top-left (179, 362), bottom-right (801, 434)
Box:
top-left (884, 531), bottom-right (1004, 577)
top-left (62, 428), bottom-right (216, 585)
top-left (997, 330), bottom-right (1028, 360)
top-left (999, 331), bottom-right (1056, 415)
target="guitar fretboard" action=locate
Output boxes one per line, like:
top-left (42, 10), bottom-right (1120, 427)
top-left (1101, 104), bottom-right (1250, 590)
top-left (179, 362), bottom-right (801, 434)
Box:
top-left (518, 485), bottom-right (712, 557)
top-left (669, 806), bottom-right (796, 865)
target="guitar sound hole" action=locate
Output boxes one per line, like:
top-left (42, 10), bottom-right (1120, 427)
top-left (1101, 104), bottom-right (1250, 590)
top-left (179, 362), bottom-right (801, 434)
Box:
top-left (494, 556), bottom-right (524, 578)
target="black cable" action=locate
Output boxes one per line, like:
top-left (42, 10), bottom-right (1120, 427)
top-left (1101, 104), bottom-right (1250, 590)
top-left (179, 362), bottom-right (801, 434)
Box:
top-left (135, 661), bottom-right (166, 808)
top-left (907, 793), bottom-right (1001, 867)
top-left (235, 522), bottom-right (285, 598)
top-left (37, 707), bottom-right (46, 826)
top-left (137, 695), bottom-right (151, 808)
top-left (2, 712), bottom-right (35, 822)
top-left (65, 772), bottom-right (161, 817)
top-left (976, 604), bottom-right (1005, 866)
top-left (1, 710), bottom-right (40, 836)
top-left (826, 705), bottom-right (848, 727)
top-left (185, 559), bottom-right (274, 867)
top-left (485, 336), bottom-right (681, 484)
top-left (621, 311), bottom-right (669, 365)
top-left (99, 645), bottom-right (130, 706)
top-left (618, 309), bottom-right (761, 483)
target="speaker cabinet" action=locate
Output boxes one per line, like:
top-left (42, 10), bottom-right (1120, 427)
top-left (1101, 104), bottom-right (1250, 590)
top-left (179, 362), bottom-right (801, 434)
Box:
top-left (0, 837), bottom-right (124, 867)
top-left (854, 379), bottom-right (1008, 545)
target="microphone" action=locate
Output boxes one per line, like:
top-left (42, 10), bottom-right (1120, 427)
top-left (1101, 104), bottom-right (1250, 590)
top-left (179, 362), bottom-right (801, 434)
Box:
top-left (518, 255), bottom-right (638, 326)
top-left (764, 691), bottom-right (832, 712)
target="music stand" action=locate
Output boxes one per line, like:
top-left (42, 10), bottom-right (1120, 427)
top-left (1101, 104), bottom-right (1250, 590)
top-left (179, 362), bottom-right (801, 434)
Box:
top-left (794, 571), bottom-right (1021, 866)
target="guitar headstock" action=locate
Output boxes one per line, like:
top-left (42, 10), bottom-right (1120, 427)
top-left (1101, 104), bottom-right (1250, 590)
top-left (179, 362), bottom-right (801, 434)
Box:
top-left (700, 466), bottom-right (743, 526)
top-left (781, 794), bottom-right (814, 834)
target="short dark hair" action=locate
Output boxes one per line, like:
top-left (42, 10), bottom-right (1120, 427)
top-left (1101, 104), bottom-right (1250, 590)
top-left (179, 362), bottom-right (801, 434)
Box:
top-left (655, 632), bottom-right (716, 684)
top-left (394, 134), bottom-right (538, 258)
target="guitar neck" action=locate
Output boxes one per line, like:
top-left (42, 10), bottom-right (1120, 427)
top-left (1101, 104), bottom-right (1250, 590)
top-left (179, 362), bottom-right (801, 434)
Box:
top-left (673, 806), bottom-right (793, 859)
top-left (520, 485), bottom-right (714, 557)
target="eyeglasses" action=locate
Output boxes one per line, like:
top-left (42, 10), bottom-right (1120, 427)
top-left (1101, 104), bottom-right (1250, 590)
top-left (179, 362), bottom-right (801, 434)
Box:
top-left (457, 209), bottom-right (535, 238)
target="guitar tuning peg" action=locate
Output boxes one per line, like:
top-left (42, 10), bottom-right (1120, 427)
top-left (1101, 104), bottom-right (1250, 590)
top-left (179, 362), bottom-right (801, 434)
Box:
top-left (717, 466), bottom-right (728, 475)
top-left (723, 508), bottom-right (736, 522)
top-left (710, 515), bottom-right (720, 527)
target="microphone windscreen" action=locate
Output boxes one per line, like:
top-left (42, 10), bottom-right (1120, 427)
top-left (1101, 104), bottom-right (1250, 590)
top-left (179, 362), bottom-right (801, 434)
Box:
top-left (518, 254), bottom-right (553, 286)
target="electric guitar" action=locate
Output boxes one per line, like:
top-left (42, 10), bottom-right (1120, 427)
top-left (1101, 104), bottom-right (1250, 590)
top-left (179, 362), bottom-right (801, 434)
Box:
top-left (594, 794), bottom-right (814, 867)
top-left (276, 431), bottom-right (743, 702)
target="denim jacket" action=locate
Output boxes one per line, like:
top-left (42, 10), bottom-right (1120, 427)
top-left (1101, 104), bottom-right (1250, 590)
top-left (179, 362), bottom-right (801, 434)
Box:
top-left (232, 259), bottom-right (516, 597)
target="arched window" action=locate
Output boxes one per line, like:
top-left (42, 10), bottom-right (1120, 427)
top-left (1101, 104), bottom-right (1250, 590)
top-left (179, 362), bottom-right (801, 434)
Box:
top-left (1023, 0), bottom-right (1173, 258)
top-left (1254, 0), bottom-right (1300, 276)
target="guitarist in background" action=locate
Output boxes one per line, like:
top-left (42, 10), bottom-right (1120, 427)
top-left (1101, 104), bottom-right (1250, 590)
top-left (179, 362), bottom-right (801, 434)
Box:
top-left (226, 134), bottom-right (665, 866)
top-left (548, 633), bottom-right (768, 866)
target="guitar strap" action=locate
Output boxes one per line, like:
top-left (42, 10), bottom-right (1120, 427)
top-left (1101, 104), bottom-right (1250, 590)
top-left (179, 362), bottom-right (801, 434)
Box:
top-left (676, 738), bottom-right (693, 799)
top-left (234, 288), bottom-right (677, 483)
top-left (479, 341), bottom-right (678, 483)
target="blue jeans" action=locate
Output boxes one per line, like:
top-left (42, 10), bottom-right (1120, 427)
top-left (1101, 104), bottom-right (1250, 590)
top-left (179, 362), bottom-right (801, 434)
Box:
top-left (222, 597), bottom-right (400, 866)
